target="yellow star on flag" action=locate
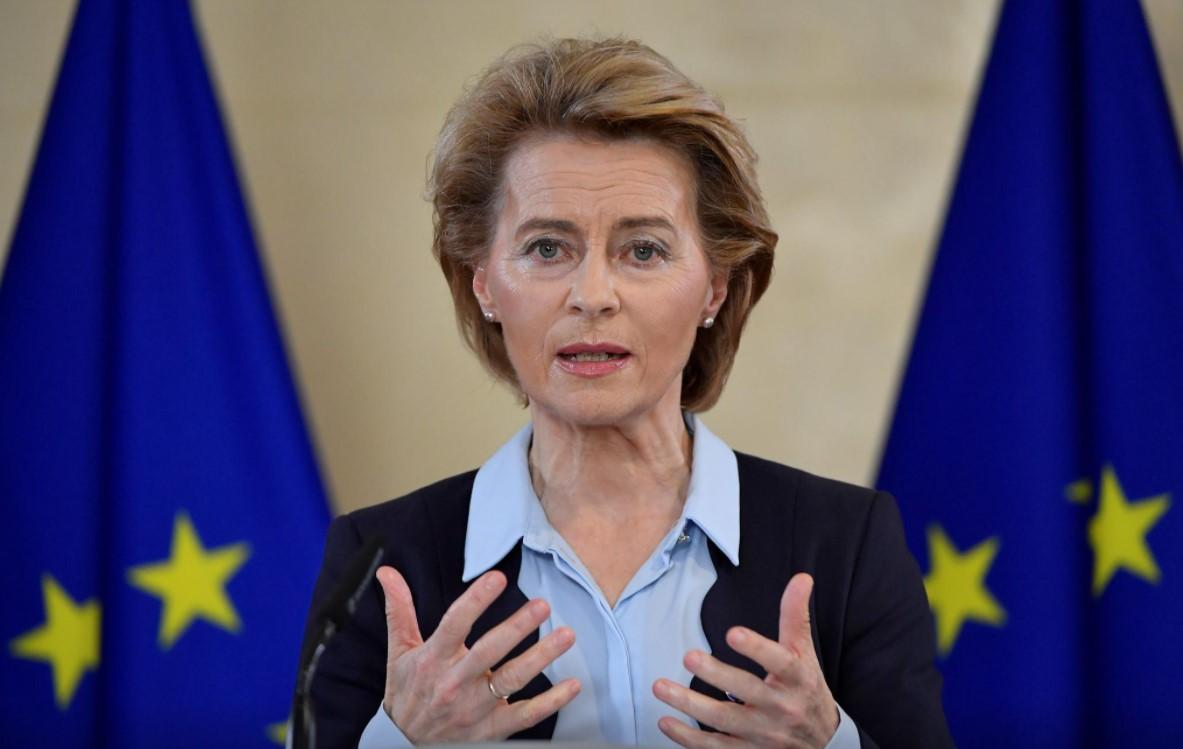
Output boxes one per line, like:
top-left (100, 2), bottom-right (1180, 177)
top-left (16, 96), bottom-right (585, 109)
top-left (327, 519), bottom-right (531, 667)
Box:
top-left (9, 574), bottom-right (100, 709)
top-left (267, 719), bottom-right (288, 745)
top-left (923, 524), bottom-right (1006, 655)
top-left (128, 511), bottom-right (251, 649)
top-left (1088, 465), bottom-right (1170, 596)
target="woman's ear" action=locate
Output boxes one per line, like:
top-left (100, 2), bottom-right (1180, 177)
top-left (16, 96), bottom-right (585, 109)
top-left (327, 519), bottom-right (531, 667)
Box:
top-left (472, 264), bottom-right (496, 316)
top-left (704, 269), bottom-right (729, 319)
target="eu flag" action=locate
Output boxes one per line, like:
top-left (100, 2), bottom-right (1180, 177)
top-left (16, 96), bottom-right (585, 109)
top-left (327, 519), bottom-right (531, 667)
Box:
top-left (877, 0), bottom-right (1183, 745)
top-left (0, 1), bottom-right (331, 746)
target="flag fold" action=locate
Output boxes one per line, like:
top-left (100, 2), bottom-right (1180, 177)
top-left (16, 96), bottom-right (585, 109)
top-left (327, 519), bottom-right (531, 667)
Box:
top-left (877, 1), bottom-right (1183, 745)
top-left (0, 1), bottom-right (330, 746)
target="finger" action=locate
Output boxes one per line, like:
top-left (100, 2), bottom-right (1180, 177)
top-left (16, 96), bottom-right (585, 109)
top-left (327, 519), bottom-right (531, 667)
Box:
top-left (779, 573), bottom-right (816, 660)
top-left (652, 678), bottom-right (748, 736)
top-left (725, 627), bottom-right (808, 688)
top-left (657, 715), bottom-right (740, 749)
top-left (497, 678), bottom-right (582, 735)
top-left (486, 626), bottom-right (575, 696)
top-left (429, 570), bottom-right (507, 653)
top-left (457, 598), bottom-right (554, 681)
top-left (679, 648), bottom-right (776, 708)
top-left (376, 566), bottom-right (423, 659)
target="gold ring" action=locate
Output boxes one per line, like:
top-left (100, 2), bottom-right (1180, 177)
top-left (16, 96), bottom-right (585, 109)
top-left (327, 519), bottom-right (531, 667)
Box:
top-left (487, 672), bottom-right (512, 701)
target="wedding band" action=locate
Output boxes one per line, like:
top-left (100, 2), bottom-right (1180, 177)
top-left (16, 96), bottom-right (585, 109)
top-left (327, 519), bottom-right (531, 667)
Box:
top-left (487, 672), bottom-right (513, 701)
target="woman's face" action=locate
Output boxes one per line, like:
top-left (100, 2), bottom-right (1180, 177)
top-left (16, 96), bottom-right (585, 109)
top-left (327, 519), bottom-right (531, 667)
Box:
top-left (473, 133), bottom-right (728, 427)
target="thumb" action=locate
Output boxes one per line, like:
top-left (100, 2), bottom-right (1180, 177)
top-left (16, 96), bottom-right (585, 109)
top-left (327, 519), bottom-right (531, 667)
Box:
top-left (376, 565), bottom-right (423, 659)
top-left (779, 572), bottom-right (817, 660)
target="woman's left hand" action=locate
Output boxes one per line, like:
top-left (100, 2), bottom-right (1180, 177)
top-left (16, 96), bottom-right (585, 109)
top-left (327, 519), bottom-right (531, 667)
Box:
top-left (653, 573), bottom-right (839, 749)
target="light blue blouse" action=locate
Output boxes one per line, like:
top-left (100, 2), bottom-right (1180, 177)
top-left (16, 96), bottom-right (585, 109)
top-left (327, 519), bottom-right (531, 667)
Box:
top-left (358, 415), bottom-right (859, 747)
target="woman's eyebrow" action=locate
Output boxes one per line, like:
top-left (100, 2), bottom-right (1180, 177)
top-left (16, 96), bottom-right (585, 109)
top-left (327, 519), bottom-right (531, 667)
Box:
top-left (514, 218), bottom-right (579, 239)
top-left (615, 216), bottom-right (677, 235)
top-left (513, 215), bottom-right (678, 239)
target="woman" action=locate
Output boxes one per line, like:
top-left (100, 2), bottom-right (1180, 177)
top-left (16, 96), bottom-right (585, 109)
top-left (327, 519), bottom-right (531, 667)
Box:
top-left (299, 38), bottom-right (952, 749)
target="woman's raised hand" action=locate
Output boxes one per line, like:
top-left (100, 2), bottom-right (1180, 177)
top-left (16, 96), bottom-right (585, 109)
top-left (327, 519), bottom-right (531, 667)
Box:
top-left (375, 565), bottom-right (580, 743)
top-left (653, 573), bottom-right (840, 749)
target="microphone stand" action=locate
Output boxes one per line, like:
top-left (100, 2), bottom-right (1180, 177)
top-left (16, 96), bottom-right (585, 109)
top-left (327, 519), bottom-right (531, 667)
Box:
top-left (292, 536), bottom-right (385, 749)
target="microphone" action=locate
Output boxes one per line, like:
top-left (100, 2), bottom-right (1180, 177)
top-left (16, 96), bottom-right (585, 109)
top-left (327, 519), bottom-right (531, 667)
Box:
top-left (292, 535), bottom-right (386, 749)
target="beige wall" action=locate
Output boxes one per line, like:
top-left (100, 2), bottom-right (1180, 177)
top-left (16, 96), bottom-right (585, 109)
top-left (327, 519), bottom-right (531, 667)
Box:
top-left (3, 1), bottom-right (1182, 515)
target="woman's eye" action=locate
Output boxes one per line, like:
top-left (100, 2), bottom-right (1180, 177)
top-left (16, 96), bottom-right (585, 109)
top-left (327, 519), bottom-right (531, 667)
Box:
top-left (530, 239), bottom-right (562, 260)
top-left (630, 242), bottom-right (664, 263)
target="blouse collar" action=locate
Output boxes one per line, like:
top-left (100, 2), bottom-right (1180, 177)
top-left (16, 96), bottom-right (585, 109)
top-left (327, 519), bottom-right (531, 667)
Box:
top-left (462, 412), bottom-right (740, 582)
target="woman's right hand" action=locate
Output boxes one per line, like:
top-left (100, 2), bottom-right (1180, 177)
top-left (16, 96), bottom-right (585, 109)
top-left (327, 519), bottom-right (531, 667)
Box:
top-left (375, 565), bottom-right (580, 743)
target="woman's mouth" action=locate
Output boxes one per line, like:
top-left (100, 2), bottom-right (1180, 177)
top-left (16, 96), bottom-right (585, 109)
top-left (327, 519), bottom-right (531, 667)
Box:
top-left (559, 352), bottom-right (626, 362)
top-left (556, 345), bottom-right (631, 377)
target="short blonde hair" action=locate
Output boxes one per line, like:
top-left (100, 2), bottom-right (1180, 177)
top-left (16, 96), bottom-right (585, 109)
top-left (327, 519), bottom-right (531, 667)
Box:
top-left (429, 37), bottom-right (776, 411)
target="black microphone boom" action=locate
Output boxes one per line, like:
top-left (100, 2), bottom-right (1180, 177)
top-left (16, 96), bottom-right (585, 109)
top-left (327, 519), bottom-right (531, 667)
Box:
top-left (292, 535), bottom-right (385, 749)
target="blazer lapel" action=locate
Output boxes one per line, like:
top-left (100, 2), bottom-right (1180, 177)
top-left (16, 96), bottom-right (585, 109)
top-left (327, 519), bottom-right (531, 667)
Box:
top-left (430, 483), bottom-right (556, 739)
top-left (690, 456), bottom-right (791, 732)
top-left (691, 542), bottom-right (781, 716)
top-left (465, 543), bottom-right (557, 740)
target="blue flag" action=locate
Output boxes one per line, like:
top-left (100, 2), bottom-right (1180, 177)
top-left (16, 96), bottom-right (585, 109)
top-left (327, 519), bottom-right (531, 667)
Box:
top-left (0, 1), bottom-right (331, 746)
top-left (877, 0), bottom-right (1183, 746)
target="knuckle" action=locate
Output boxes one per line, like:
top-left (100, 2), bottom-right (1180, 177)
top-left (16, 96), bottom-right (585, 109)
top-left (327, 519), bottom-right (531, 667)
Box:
top-left (774, 655), bottom-right (796, 679)
top-left (807, 672), bottom-right (824, 693)
top-left (714, 706), bottom-right (741, 734)
top-left (512, 620), bottom-right (534, 642)
top-left (443, 602), bottom-right (468, 625)
top-left (496, 662), bottom-right (521, 690)
top-left (779, 702), bottom-right (805, 725)
top-left (704, 710), bottom-right (729, 734)
top-left (512, 609), bottom-right (538, 636)
top-left (518, 699), bottom-right (542, 726)
top-left (544, 632), bottom-right (568, 654)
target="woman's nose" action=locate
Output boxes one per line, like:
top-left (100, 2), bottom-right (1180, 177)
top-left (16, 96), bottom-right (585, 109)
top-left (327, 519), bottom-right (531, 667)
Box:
top-left (567, 252), bottom-right (620, 317)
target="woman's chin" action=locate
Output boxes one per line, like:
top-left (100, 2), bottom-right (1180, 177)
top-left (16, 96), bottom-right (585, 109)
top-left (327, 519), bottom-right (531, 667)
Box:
top-left (531, 389), bottom-right (666, 428)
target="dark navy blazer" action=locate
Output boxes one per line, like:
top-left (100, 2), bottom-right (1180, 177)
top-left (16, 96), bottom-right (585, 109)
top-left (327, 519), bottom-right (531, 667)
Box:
top-left (297, 452), bottom-right (954, 749)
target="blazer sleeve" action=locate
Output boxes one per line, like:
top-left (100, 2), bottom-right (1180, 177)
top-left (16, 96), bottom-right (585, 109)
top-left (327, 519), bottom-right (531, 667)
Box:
top-left (295, 514), bottom-right (389, 749)
top-left (838, 492), bottom-right (954, 749)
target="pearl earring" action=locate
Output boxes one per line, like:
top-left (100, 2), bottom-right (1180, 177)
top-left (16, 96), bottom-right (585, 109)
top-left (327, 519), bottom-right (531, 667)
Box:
top-left (483, 311), bottom-right (495, 322)
top-left (703, 317), bottom-right (715, 329)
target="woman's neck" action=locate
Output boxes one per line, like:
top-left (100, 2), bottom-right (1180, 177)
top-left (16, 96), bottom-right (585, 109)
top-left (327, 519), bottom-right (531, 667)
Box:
top-left (527, 400), bottom-right (692, 530)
